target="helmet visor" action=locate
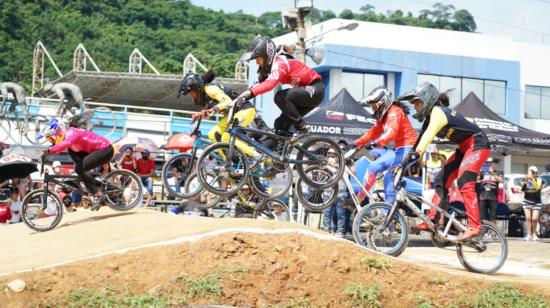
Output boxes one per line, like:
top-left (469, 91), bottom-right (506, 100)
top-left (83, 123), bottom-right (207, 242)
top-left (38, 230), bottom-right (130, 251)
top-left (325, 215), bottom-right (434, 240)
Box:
top-left (239, 52), bottom-right (254, 62)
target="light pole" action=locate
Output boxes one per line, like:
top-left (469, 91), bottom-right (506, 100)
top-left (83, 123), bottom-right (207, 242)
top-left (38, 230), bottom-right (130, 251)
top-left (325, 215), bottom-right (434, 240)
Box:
top-left (305, 22), bottom-right (359, 64)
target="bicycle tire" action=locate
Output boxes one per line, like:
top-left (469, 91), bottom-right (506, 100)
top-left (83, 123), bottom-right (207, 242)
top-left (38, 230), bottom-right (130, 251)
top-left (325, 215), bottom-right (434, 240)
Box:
top-left (353, 202), bottom-right (409, 256)
top-left (185, 171), bottom-right (222, 210)
top-left (295, 137), bottom-right (345, 189)
top-left (197, 142), bottom-right (249, 196)
top-left (21, 190), bottom-right (64, 232)
top-left (103, 169), bottom-right (143, 211)
top-left (254, 198), bottom-right (291, 222)
top-left (0, 114), bottom-right (11, 142)
top-left (161, 153), bottom-right (200, 199)
top-left (91, 107), bottom-right (117, 138)
top-left (456, 220), bottom-right (508, 274)
top-left (249, 162), bottom-right (293, 199)
top-left (294, 166), bottom-right (338, 212)
top-left (26, 115), bottom-right (49, 145)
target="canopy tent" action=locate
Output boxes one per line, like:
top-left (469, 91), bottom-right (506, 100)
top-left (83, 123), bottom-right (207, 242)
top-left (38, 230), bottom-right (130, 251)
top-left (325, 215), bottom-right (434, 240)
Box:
top-left (454, 92), bottom-right (550, 149)
top-left (304, 88), bottom-right (376, 143)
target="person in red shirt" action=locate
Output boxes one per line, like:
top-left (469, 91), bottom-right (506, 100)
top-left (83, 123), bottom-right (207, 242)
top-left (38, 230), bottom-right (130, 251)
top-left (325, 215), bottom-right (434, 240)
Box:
top-left (118, 147), bottom-right (137, 172)
top-left (353, 86), bottom-right (418, 204)
top-left (238, 35), bottom-right (324, 141)
top-left (136, 149), bottom-right (156, 198)
top-left (0, 191), bottom-right (12, 224)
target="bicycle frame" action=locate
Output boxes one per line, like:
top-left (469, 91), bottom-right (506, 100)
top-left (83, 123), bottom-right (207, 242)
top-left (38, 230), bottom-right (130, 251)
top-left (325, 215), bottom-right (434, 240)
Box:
top-left (39, 168), bottom-right (88, 208)
top-left (383, 165), bottom-right (468, 243)
top-left (340, 165), bottom-right (381, 212)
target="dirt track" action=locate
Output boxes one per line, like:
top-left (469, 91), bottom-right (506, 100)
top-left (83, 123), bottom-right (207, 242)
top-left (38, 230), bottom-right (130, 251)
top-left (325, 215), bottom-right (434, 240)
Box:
top-left (1, 208), bottom-right (549, 307)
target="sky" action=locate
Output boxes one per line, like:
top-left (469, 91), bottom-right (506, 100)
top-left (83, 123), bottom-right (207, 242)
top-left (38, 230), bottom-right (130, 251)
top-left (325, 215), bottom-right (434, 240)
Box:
top-left (192, 0), bottom-right (550, 45)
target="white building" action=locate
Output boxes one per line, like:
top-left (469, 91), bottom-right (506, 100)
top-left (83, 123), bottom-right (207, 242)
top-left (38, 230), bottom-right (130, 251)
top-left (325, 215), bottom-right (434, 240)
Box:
top-left (250, 18), bottom-right (550, 174)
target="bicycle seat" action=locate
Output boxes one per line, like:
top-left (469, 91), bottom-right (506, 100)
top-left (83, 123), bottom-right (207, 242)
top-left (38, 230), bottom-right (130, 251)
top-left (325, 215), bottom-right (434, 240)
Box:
top-left (449, 205), bottom-right (466, 217)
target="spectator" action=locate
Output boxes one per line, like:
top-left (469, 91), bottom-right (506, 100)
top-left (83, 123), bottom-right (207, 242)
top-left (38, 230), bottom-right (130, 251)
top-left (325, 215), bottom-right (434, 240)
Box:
top-left (478, 161), bottom-right (502, 225)
top-left (118, 147), bottom-right (137, 172)
top-left (136, 150), bottom-right (156, 206)
top-left (424, 144), bottom-right (446, 189)
top-left (0, 191), bottom-right (11, 224)
top-left (97, 162), bottom-right (114, 177)
top-left (522, 166), bottom-right (546, 241)
top-left (8, 187), bottom-right (22, 223)
top-left (322, 148), bottom-right (349, 238)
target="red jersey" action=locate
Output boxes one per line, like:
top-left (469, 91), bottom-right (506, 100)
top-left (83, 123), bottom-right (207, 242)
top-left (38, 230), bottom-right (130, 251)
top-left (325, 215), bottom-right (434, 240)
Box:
top-left (0, 205), bottom-right (11, 223)
top-left (250, 56), bottom-right (321, 96)
top-left (136, 158), bottom-right (156, 176)
top-left (355, 104), bottom-right (417, 148)
top-left (120, 156), bottom-right (136, 171)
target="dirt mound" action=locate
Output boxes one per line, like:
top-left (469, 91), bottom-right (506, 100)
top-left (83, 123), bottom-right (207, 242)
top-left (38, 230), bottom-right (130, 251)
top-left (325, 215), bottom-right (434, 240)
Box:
top-left (2, 232), bottom-right (549, 307)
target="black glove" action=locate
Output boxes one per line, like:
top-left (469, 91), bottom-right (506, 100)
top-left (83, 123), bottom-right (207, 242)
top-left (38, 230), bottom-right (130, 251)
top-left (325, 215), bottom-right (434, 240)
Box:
top-left (365, 141), bottom-right (377, 150)
top-left (236, 90), bottom-right (252, 104)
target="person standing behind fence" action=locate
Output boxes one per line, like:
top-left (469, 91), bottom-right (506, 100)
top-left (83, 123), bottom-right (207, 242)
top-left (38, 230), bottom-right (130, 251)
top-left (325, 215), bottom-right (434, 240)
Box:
top-left (522, 166), bottom-right (546, 241)
top-left (136, 150), bottom-right (156, 207)
top-left (478, 160), bottom-right (502, 225)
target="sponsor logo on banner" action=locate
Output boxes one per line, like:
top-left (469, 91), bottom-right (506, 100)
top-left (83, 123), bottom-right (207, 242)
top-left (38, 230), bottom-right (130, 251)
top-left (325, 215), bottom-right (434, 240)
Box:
top-left (306, 125), bottom-right (369, 136)
top-left (324, 110), bottom-right (374, 124)
top-left (325, 110), bottom-right (344, 120)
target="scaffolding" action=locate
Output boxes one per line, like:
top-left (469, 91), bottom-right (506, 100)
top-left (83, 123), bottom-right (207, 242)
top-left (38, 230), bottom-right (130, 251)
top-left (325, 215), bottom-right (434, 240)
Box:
top-left (234, 61), bottom-right (248, 80)
top-left (182, 53), bottom-right (207, 74)
top-left (73, 43), bottom-right (101, 72)
top-left (128, 48), bottom-right (160, 75)
top-left (31, 41), bottom-right (63, 95)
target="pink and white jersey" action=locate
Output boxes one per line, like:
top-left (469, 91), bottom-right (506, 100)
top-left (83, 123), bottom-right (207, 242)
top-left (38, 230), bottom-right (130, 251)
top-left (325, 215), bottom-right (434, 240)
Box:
top-left (50, 127), bottom-right (111, 154)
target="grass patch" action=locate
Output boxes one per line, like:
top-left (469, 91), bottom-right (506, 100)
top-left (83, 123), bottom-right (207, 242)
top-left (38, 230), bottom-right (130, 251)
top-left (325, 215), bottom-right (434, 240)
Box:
top-left (66, 289), bottom-right (171, 307)
top-left (413, 295), bottom-right (434, 308)
top-left (361, 256), bottom-right (392, 272)
top-left (345, 283), bottom-right (382, 308)
top-left (178, 274), bottom-right (223, 298)
top-left (460, 283), bottom-right (549, 308)
top-left (427, 275), bottom-right (448, 286)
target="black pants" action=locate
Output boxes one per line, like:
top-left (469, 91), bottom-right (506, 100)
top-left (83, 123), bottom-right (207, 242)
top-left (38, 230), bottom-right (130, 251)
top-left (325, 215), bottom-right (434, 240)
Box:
top-left (273, 79), bottom-right (324, 133)
top-left (479, 199), bottom-right (498, 221)
top-left (69, 145), bottom-right (114, 194)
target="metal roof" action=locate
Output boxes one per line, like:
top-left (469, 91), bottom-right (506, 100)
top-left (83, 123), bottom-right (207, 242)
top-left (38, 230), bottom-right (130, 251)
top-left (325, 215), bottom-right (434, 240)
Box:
top-left (49, 71), bottom-right (248, 111)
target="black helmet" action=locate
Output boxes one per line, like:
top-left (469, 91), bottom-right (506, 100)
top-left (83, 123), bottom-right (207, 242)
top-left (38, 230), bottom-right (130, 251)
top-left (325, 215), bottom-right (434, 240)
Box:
top-left (240, 35), bottom-right (277, 68)
top-left (177, 72), bottom-right (204, 98)
top-left (397, 82), bottom-right (439, 122)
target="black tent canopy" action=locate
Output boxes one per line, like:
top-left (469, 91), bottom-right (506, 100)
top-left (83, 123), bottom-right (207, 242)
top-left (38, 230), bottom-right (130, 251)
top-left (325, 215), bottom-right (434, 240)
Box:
top-left (455, 92), bottom-right (550, 149)
top-left (304, 88), bottom-right (376, 142)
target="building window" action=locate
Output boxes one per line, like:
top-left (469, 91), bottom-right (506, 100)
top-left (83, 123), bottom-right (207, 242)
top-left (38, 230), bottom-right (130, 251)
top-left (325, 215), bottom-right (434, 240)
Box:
top-left (525, 85), bottom-right (550, 120)
top-left (417, 74), bottom-right (506, 114)
top-left (341, 71), bottom-right (385, 101)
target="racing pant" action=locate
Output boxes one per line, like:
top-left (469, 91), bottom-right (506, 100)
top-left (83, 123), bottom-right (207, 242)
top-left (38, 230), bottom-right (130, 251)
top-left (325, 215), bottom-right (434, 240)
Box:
top-left (383, 146), bottom-right (412, 204)
top-left (273, 79), bottom-right (324, 134)
top-left (431, 136), bottom-right (490, 229)
top-left (208, 108), bottom-right (257, 157)
top-left (357, 148), bottom-right (395, 202)
top-left (69, 145), bottom-right (114, 194)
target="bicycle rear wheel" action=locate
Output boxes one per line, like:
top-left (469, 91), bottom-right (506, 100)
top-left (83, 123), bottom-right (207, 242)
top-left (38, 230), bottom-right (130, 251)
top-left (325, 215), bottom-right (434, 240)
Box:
top-left (254, 198), bottom-right (291, 222)
top-left (295, 137), bottom-right (344, 189)
top-left (456, 221), bottom-right (508, 274)
top-left (90, 107), bottom-right (117, 138)
top-left (103, 170), bottom-right (143, 211)
top-left (249, 161), bottom-right (293, 199)
top-left (21, 190), bottom-right (64, 232)
top-left (161, 153), bottom-right (199, 199)
top-left (294, 166), bottom-right (338, 212)
top-left (26, 115), bottom-right (49, 145)
top-left (197, 142), bottom-right (249, 196)
top-left (185, 171), bottom-right (222, 210)
top-left (353, 203), bottom-right (409, 256)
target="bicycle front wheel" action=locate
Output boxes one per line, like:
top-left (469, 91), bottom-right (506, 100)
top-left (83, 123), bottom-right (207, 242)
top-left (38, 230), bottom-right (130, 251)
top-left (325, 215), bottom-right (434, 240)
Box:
top-left (295, 137), bottom-right (344, 189)
top-left (21, 190), bottom-right (64, 232)
top-left (90, 107), bottom-right (117, 138)
top-left (197, 142), bottom-right (249, 196)
top-left (184, 171), bottom-right (222, 210)
top-left (25, 115), bottom-right (49, 145)
top-left (249, 162), bottom-right (293, 199)
top-left (103, 170), bottom-right (143, 211)
top-left (353, 203), bottom-right (409, 257)
top-left (254, 198), bottom-right (291, 222)
top-left (161, 153), bottom-right (199, 199)
top-left (456, 221), bottom-right (508, 274)
top-left (294, 166), bottom-right (338, 212)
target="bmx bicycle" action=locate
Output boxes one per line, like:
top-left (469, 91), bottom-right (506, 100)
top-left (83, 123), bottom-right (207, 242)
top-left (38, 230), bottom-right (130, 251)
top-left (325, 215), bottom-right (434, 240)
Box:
top-left (21, 155), bottom-right (144, 232)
